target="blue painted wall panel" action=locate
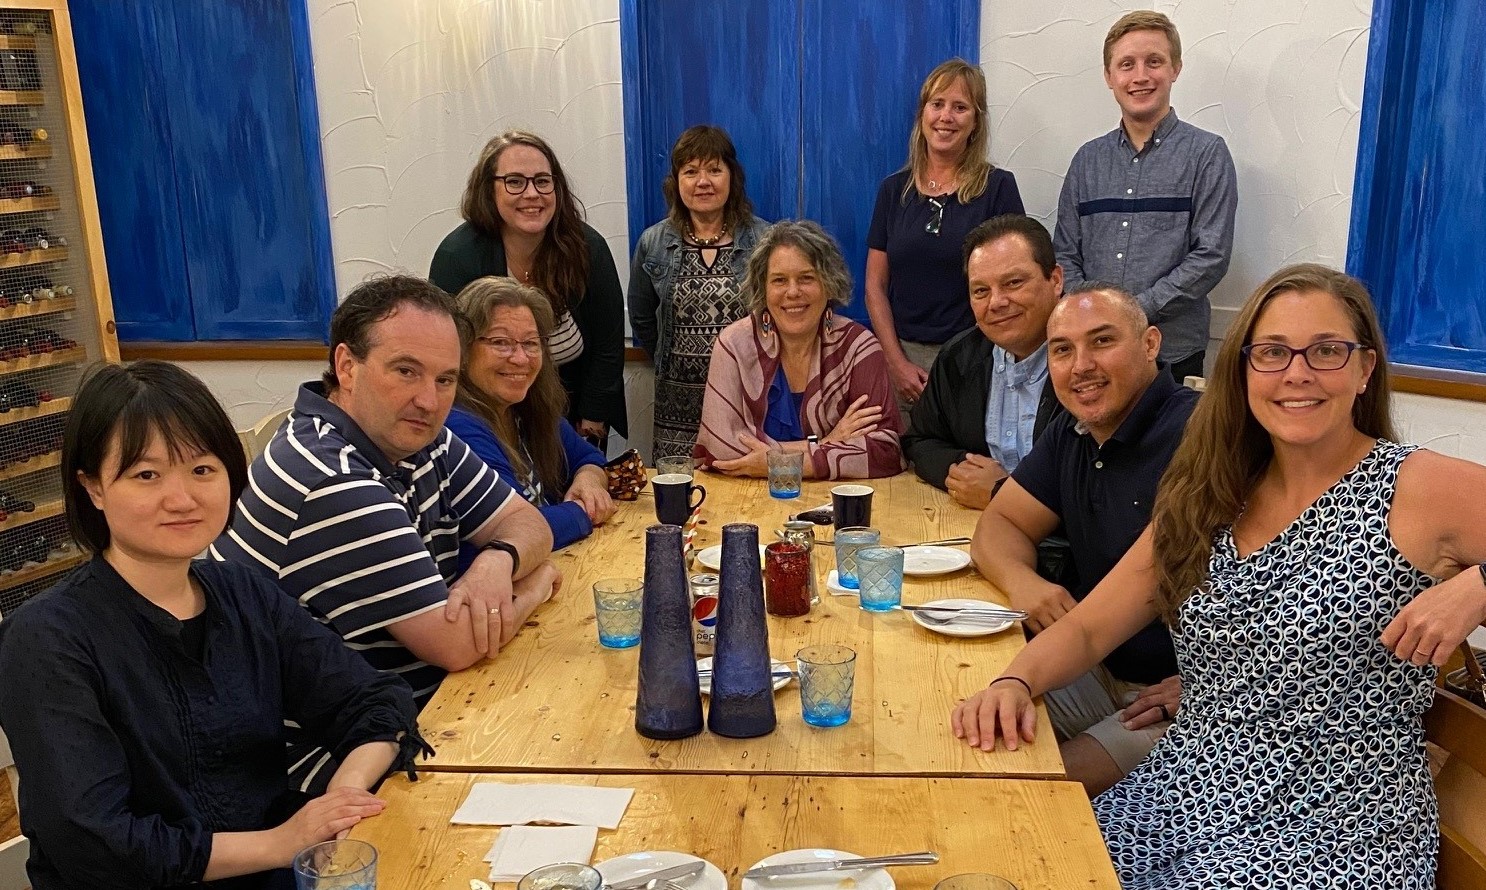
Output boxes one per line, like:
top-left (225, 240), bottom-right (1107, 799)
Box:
top-left (71, 0), bottom-right (334, 342)
top-left (801, 1), bottom-right (978, 321)
top-left (1349, 0), bottom-right (1486, 375)
top-left (160, 0), bottom-right (332, 341)
top-left (70, 0), bottom-right (195, 341)
top-left (623, 0), bottom-right (978, 326)
top-left (622, 0), bottom-right (802, 249)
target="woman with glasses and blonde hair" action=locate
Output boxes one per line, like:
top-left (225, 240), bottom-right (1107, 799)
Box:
top-left (447, 276), bottom-right (614, 553)
top-left (865, 58), bottom-right (1024, 416)
top-left (952, 263), bottom-right (1486, 887)
top-left (432, 131), bottom-right (627, 447)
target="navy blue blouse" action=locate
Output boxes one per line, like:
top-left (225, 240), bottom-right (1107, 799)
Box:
top-left (0, 557), bottom-right (423, 890)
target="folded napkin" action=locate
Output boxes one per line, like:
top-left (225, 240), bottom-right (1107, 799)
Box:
top-left (484, 825), bottom-right (599, 882)
top-left (452, 782), bottom-right (635, 829)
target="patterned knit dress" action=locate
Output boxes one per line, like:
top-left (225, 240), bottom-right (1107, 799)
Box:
top-left (1095, 441), bottom-right (1438, 888)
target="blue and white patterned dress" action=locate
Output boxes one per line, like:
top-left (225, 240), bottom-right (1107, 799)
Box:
top-left (1095, 440), bottom-right (1439, 888)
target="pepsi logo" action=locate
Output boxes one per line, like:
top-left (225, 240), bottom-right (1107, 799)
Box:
top-left (691, 595), bottom-right (718, 627)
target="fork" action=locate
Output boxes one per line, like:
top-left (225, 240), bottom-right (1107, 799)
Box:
top-left (913, 610), bottom-right (1022, 626)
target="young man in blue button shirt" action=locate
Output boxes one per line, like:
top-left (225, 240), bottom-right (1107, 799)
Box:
top-left (1054, 10), bottom-right (1238, 384)
top-left (965, 284), bottom-right (1198, 795)
top-left (903, 215), bottom-right (1063, 508)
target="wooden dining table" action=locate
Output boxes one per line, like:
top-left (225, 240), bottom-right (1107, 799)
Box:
top-left (351, 771), bottom-right (1121, 890)
top-left (419, 472), bottom-right (1063, 778)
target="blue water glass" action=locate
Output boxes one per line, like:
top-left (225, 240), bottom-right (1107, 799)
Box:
top-left (293, 839), bottom-right (377, 890)
top-left (796, 644), bottom-right (856, 727)
top-left (856, 546), bottom-right (904, 612)
top-left (767, 449), bottom-right (804, 499)
top-left (832, 527), bottom-right (880, 590)
top-left (592, 578), bottom-right (643, 648)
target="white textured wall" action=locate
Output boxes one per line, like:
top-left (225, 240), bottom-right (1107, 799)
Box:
top-left (180, 0), bottom-right (1486, 466)
top-left (309, 0), bottom-right (629, 294)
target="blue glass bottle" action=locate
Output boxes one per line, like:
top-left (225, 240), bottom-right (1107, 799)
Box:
top-left (707, 523), bottom-right (777, 738)
top-left (634, 523), bottom-right (704, 739)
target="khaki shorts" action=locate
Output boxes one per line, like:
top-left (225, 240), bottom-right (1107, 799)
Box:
top-left (1043, 665), bottom-right (1170, 775)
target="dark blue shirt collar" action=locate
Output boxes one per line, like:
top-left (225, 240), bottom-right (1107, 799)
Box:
top-left (295, 381), bottom-right (425, 481)
top-left (1075, 363), bottom-right (1180, 448)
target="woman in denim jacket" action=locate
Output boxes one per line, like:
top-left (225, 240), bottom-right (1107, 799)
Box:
top-left (628, 125), bottom-right (769, 461)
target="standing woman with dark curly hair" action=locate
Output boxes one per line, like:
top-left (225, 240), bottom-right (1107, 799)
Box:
top-left (431, 131), bottom-right (628, 445)
top-left (865, 59), bottom-right (1024, 417)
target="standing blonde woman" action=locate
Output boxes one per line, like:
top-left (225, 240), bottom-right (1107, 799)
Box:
top-left (865, 58), bottom-right (1024, 413)
top-left (952, 264), bottom-right (1486, 888)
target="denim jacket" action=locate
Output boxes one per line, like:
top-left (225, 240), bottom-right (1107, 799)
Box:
top-left (627, 216), bottom-right (770, 377)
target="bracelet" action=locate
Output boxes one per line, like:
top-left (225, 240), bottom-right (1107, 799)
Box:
top-left (989, 676), bottom-right (1033, 696)
top-left (481, 538), bottom-right (521, 576)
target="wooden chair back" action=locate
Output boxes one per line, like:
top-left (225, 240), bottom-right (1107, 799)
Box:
top-left (238, 407), bottom-right (291, 462)
top-left (1428, 687), bottom-right (1486, 889)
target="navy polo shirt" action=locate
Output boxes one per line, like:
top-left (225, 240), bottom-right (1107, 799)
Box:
top-left (1011, 370), bottom-right (1198, 683)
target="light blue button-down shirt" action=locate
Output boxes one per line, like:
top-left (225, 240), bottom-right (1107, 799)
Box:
top-left (983, 342), bottom-right (1049, 474)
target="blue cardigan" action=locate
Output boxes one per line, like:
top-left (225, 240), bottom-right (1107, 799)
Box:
top-left (446, 406), bottom-right (606, 553)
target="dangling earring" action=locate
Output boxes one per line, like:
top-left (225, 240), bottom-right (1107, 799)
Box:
top-left (760, 311), bottom-right (772, 335)
top-left (824, 307), bottom-right (834, 330)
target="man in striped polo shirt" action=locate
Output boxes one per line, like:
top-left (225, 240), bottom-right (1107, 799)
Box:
top-left (212, 275), bottom-right (557, 792)
top-left (1053, 10), bottom-right (1238, 385)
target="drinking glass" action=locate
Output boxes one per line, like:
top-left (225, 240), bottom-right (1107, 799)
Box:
top-left (518, 863), bottom-right (604, 890)
top-left (796, 644), bottom-right (856, 727)
top-left (933, 874), bottom-right (1019, 890)
top-left (655, 456), bottom-right (693, 477)
top-left (293, 840), bottom-right (377, 890)
top-left (592, 577), bottom-right (643, 648)
top-left (764, 541), bottom-right (812, 617)
top-left (855, 546), bottom-right (904, 612)
top-left (832, 527), bottom-right (880, 590)
top-left (766, 449), bottom-right (804, 499)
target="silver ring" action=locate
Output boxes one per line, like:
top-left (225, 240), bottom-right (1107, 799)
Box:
top-left (489, 607), bottom-right (500, 615)
top-left (1158, 704), bottom-right (1172, 722)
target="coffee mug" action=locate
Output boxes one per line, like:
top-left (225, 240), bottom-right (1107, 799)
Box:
top-left (653, 472), bottom-right (706, 525)
top-left (831, 484), bottom-right (874, 529)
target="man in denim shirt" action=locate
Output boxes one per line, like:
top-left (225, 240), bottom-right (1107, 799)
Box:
top-left (1054, 10), bottom-right (1238, 384)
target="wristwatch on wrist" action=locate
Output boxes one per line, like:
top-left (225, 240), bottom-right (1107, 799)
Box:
top-left (482, 538), bottom-right (520, 576)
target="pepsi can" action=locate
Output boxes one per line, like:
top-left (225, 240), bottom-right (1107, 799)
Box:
top-left (689, 572), bottom-right (719, 655)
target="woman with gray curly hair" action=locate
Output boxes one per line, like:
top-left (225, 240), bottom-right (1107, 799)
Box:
top-left (694, 220), bottom-right (905, 480)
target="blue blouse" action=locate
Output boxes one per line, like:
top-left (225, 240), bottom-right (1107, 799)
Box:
top-left (446, 406), bottom-right (606, 555)
top-left (763, 364), bottom-right (807, 442)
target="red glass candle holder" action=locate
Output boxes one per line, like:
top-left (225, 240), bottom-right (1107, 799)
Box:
top-left (764, 542), bottom-right (812, 617)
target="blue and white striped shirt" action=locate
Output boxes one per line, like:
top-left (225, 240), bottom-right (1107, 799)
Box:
top-left (211, 382), bottom-right (514, 790)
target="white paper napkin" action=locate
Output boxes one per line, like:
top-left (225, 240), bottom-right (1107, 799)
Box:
top-left (483, 825), bottom-right (599, 882)
top-left (452, 782), bottom-right (635, 829)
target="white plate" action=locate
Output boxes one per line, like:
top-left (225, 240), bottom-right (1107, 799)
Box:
top-left (909, 598), bottom-right (1015, 638)
top-left (742, 849), bottom-right (895, 890)
top-left (696, 656), bottom-right (792, 695)
top-left (695, 544), bottom-right (767, 572)
top-left (901, 545), bottom-right (972, 576)
top-left (596, 851), bottom-right (727, 890)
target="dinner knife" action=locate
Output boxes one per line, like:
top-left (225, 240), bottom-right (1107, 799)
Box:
top-left (744, 852), bottom-right (939, 879)
top-left (607, 860), bottom-right (707, 890)
top-left (899, 604), bottom-right (1028, 618)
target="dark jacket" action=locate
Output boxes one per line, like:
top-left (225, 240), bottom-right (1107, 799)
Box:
top-left (902, 327), bottom-right (1062, 489)
top-left (430, 221), bottom-right (629, 436)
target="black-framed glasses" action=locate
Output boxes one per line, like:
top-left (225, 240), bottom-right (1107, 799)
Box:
top-left (498, 173), bottom-right (555, 195)
top-left (477, 335), bottom-right (543, 358)
top-left (1241, 340), bottom-right (1367, 372)
top-left (925, 197), bottom-right (945, 236)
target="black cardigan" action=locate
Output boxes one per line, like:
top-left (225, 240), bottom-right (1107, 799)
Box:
top-left (902, 327), bottom-right (1062, 488)
top-left (430, 221), bottom-right (629, 436)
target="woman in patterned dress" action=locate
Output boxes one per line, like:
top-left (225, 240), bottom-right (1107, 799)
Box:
top-left (628, 125), bottom-right (769, 462)
top-left (952, 264), bottom-right (1486, 888)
